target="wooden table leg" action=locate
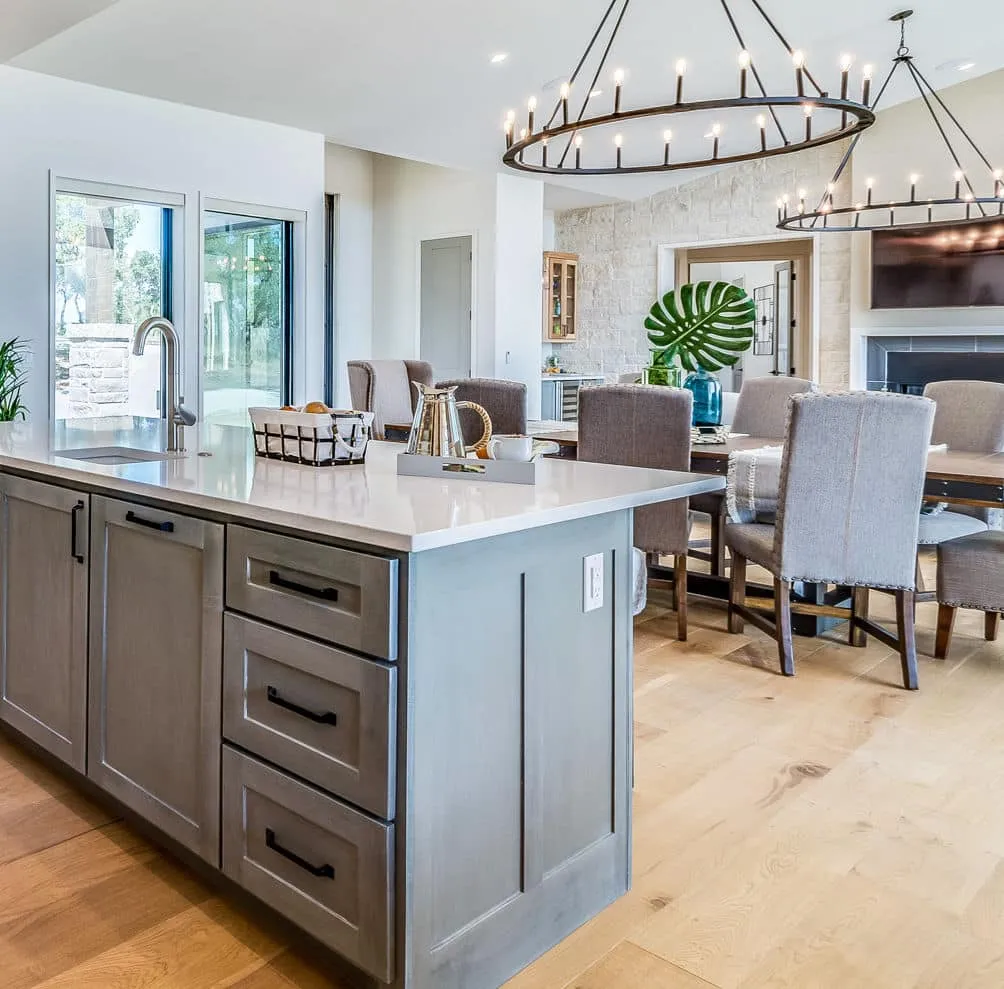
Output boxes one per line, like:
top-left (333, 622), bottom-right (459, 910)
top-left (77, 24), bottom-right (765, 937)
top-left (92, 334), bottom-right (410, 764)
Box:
top-left (987, 611), bottom-right (1001, 643)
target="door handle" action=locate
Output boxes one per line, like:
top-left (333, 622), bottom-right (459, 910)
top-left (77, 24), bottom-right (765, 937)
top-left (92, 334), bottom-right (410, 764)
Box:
top-left (125, 510), bottom-right (175, 533)
top-left (265, 828), bottom-right (335, 880)
top-left (70, 501), bottom-right (85, 564)
top-left (267, 570), bottom-right (338, 602)
top-left (266, 685), bottom-right (338, 726)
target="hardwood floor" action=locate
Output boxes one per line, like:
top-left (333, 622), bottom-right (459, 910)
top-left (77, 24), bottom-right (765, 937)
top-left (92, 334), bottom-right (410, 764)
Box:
top-left (2, 551), bottom-right (1003, 987)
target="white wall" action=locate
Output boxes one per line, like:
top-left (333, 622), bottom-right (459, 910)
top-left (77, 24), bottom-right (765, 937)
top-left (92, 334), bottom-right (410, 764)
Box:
top-left (0, 66), bottom-right (325, 420)
top-left (495, 175), bottom-right (544, 420)
top-left (371, 155), bottom-right (497, 375)
top-left (325, 143), bottom-right (374, 406)
top-left (850, 68), bottom-right (1004, 336)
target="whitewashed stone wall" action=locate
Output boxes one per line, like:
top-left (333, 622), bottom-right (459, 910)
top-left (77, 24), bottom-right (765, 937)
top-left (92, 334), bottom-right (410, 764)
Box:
top-left (66, 323), bottom-right (134, 418)
top-left (554, 141), bottom-right (853, 390)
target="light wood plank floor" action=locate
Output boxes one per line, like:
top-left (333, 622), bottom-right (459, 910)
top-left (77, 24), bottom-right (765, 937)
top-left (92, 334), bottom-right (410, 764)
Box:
top-left (2, 551), bottom-right (1003, 988)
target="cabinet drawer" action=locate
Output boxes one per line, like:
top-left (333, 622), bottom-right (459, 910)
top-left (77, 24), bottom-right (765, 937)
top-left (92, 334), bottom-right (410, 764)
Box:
top-left (226, 526), bottom-right (397, 660)
top-left (223, 614), bottom-right (396, 819)
top-left (222, 747), bottom-right (394, 982)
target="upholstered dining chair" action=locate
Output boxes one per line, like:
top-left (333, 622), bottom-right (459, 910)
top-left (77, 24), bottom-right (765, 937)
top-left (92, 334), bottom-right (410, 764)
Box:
top-left (436, 378), bottom-right (528, 448)
top-left (920, 380), bottom-right (1004, 540)
top-left (726, 391), bottom-right (936, 689)
top-left (578, 385), bottom-right (693, 640)
top-left (347, 359), bottom-right (433, 439)
top-left (691, 375), bottom-right (816, 576)
top-left (935, 530), bottom-right (1004, 659)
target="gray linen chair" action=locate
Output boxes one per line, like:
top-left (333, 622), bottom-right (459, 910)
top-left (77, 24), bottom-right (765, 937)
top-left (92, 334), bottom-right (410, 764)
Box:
top-left (920, 381), bottom-right (1004, 544)
top-left (935, 531), bottom-right (1004, 658)
top-left (692, 376), bottom-right (816, 576)
top-left (578, 385), bottom-right (693, 640)
top-left (347, 359), bottom-right (433, 440)
top-left (436, 378), bottom-right (527, 448)
top-left (726, 391), bottom-right (936, 689)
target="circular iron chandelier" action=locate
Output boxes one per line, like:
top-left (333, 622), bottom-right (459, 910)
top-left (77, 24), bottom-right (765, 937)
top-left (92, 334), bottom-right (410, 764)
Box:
top-left (500, 0), bottom-right (875, 177)
top-left (777, 10), bottom-right (1004, 232)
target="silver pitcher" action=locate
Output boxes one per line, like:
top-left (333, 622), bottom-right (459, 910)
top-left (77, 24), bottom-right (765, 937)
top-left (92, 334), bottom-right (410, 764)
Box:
top-left (406, 383), bottom-right (493, 458)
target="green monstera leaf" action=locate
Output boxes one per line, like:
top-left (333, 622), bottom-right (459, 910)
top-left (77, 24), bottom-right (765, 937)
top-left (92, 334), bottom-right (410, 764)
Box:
top-left (645, 281), bottom-right (755, 373)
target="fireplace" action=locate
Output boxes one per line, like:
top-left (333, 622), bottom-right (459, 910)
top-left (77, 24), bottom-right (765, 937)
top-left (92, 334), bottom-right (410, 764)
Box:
top-left (867, 334), bottom-right (1004, 394)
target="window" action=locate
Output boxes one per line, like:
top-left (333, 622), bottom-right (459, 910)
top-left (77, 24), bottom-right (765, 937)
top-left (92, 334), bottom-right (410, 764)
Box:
top-left (202, 210), bottom-right (293, 426)
top-left (53, 186), bottom-right (177, 424)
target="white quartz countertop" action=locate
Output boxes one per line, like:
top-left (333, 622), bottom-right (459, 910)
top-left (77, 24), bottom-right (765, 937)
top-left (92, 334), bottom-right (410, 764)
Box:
top-left (0, 421), bottom-right (724, 553)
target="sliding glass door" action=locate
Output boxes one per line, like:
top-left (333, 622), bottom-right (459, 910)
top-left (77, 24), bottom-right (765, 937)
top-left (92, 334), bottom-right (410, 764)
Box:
top-left (53, 190), bottom-right (173, 424)
top-left (202, 211), bottom-right (292, 426)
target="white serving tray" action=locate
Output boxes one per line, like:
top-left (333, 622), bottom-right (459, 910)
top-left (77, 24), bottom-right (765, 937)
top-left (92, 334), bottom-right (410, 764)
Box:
top-left (397, 452), bottom-right (538, 485)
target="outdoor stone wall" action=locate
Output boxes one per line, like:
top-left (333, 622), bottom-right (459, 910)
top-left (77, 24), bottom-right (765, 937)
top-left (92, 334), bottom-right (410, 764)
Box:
top-left (553, 141), bottom-right (853, 390)
top-left (66, 323), bottom-right (134, 418)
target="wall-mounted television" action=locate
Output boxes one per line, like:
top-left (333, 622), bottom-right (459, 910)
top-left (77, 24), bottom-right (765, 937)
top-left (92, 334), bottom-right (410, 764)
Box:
top-left (871, 220), bottom-right (1004, 310)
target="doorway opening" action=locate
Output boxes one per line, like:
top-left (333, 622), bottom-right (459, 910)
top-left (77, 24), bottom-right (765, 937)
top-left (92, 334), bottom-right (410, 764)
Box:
top-left (420, 236), bottom-right (472, 381)
top-left (677, 239), bottom-right (813, 392)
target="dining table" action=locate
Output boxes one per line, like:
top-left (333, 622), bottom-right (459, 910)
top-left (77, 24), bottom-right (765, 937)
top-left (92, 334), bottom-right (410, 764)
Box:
top-left (528, 423), bottom-right (1004, 636)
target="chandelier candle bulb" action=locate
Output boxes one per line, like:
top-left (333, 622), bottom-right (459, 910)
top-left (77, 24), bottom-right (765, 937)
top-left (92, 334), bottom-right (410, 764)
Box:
top-left (928, 200), bottom-right (933, 223)
top-left (574, 134), bottom-right (583, 169)
top-left (994, 170), bottom-right (1003, 197)
top-left (614, 133), bottom-right (623, 168)
top-left (793, 50), bottom-right (806, 97)
top-left (527, 96), bottom-right (537, 134)
top-left (757, 114), bottom-right (767, 151)
top-left (862, 64), bottom-right (873, 106)
top-left (663, 129), bottom-right (672, 165)
top-left (866, 177), bottom-right (874, 206)
top-left (954, 170), bottom-right (964, 200)
top-left (803, 103), bottom-right (813, 142)
top-left (840, 55), bottom-right (852, 99)
top-left (711, 123), bottom-right (721, 159)
top-left (560, 83), bottom-right (570, 125)
top-left (541, 138), bottom-right (548, 168)
top-left (613, 69), bottom-right (624, 114)
top-left (739, 50), bottom-right (751, 98)
top-left (675, 59), bottom-right (686, 104)
top-left (910, 174), bottom-right (919, 201)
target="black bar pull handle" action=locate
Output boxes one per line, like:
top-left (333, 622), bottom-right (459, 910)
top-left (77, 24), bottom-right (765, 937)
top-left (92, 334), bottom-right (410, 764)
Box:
top-left (266, 685), bottom-right (338, 726)
top-left (71, 501), bottom-right (85, 564)
top-left (268, 569), bottom-right (338, 602)
top-left (125, 510), bottom-right (175, 534)
top-left (265, 828), bottom-right (335, 880)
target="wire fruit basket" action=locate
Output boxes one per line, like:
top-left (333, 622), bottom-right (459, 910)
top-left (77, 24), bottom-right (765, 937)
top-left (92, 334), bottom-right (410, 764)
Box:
top-left (249, 407), bottom-right (375, 467)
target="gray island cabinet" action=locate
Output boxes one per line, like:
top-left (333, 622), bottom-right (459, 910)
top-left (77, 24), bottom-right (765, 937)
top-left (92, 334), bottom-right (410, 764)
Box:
top-left (0, 426), bottom-right (723, 989)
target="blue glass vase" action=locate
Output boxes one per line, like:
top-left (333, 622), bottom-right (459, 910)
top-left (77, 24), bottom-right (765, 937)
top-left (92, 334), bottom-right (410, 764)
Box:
top-left (683, 368), bottom-right (722, 427)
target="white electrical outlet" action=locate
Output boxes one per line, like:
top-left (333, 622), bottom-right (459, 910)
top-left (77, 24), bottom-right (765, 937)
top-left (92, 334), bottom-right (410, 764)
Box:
top-left (583, 553), bottom-right (604, 613)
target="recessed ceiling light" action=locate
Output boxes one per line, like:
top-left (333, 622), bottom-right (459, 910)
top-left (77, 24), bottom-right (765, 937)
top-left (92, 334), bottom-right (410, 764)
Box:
top-left (936, 57), bottom-right (976, 72)
top-left (490, 52), bottom-right (509, 64)
top-left (589, 89), bottom-right (603, 99)
top-left (957, 61), bottom-right (976, 72)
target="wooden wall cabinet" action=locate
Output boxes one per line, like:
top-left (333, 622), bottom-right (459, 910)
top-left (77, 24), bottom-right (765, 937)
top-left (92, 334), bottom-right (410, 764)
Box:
top-left (543, 252), bottom-right (578, 342)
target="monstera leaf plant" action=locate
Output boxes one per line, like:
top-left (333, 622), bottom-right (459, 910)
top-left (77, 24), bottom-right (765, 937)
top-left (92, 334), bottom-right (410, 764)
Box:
top-left (645, 281), bottom-right (756, 375)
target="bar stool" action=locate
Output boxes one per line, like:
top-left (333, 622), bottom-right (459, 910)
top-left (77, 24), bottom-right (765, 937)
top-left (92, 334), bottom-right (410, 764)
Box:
top-left (935, 531), bottom-right (1004, 659)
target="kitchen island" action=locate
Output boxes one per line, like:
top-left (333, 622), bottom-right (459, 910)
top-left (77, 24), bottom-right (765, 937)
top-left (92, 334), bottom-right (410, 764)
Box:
top-left (0, 421), bottom-right (722, 989)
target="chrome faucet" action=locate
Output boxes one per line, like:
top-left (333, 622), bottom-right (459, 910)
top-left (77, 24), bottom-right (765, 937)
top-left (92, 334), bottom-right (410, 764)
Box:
top-left (133, 317), bottom-right (197, 453)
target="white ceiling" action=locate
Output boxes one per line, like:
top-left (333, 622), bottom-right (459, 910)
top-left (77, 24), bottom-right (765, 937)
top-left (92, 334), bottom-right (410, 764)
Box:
top-left (6, 0), bottom-right (1003, 207)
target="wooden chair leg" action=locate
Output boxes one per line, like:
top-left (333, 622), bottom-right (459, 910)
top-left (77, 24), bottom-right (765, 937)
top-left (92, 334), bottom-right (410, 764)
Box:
top-left (728, 554), bottom-right (747, 634)
top-left (915, 554), bottom-right (926, 593)
top-left (850, 587), bottom-right (869, 648)
top-left (935, 604), bottom-right (956, 660)
top-left (709, 507), bottom-right (727, 578)
top-left (674, 555), bottom-right (688, 642)
top-left (775, 578), bottom-right (795, 677)
top-left (896, 589), bottom-right (919, 690)
top-left (986, 611), bottom-right (1001, 643)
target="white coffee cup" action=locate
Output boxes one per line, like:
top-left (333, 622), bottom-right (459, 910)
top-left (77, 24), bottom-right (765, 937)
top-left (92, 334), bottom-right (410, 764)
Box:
top-left (488, 434), bottom-right (534, 462)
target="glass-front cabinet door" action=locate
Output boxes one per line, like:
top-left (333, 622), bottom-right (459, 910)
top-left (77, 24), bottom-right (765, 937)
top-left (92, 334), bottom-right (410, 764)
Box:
top-left (202, 211), bottom-right (292, 426)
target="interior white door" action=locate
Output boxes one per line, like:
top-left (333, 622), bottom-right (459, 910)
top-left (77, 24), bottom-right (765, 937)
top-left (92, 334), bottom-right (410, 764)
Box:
top-left (773, 261), bottom-right (795, 376)
top-left (420, 236), bottom-right (472, 381)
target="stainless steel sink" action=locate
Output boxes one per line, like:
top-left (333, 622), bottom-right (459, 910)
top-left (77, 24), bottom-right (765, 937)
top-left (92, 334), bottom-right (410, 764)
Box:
top-left (55, 446), bottom-right (178, 466)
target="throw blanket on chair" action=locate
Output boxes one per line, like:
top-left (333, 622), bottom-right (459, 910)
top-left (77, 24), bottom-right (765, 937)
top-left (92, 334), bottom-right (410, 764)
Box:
top-left (726, 446), bottom-right (783, 524)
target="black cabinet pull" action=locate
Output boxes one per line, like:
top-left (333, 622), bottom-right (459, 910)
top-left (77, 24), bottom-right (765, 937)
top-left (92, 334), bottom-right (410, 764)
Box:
top-left (268, 569), bottom-right (338, 602)
top-left (125, 510), bottom-right (175, 533)
top-left (70, 501), bottom-right (85, 564)
top-left (266, 685), bottom-right (338, 726)
top-left (265, 828), bottom-right (335, 880)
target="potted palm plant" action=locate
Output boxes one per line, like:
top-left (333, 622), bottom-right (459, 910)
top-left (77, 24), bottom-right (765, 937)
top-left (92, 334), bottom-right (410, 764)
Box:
top-left (644, 281), bottom-right (755, 426)
top-left (0, 338), bottom-right (29, 421)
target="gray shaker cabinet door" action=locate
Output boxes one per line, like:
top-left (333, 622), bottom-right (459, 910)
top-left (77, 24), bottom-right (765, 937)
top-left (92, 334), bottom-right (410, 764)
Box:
top-left (0, 475), bottom-right (89, 773)
top-left (88, 496), bottom-right (224, 865)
